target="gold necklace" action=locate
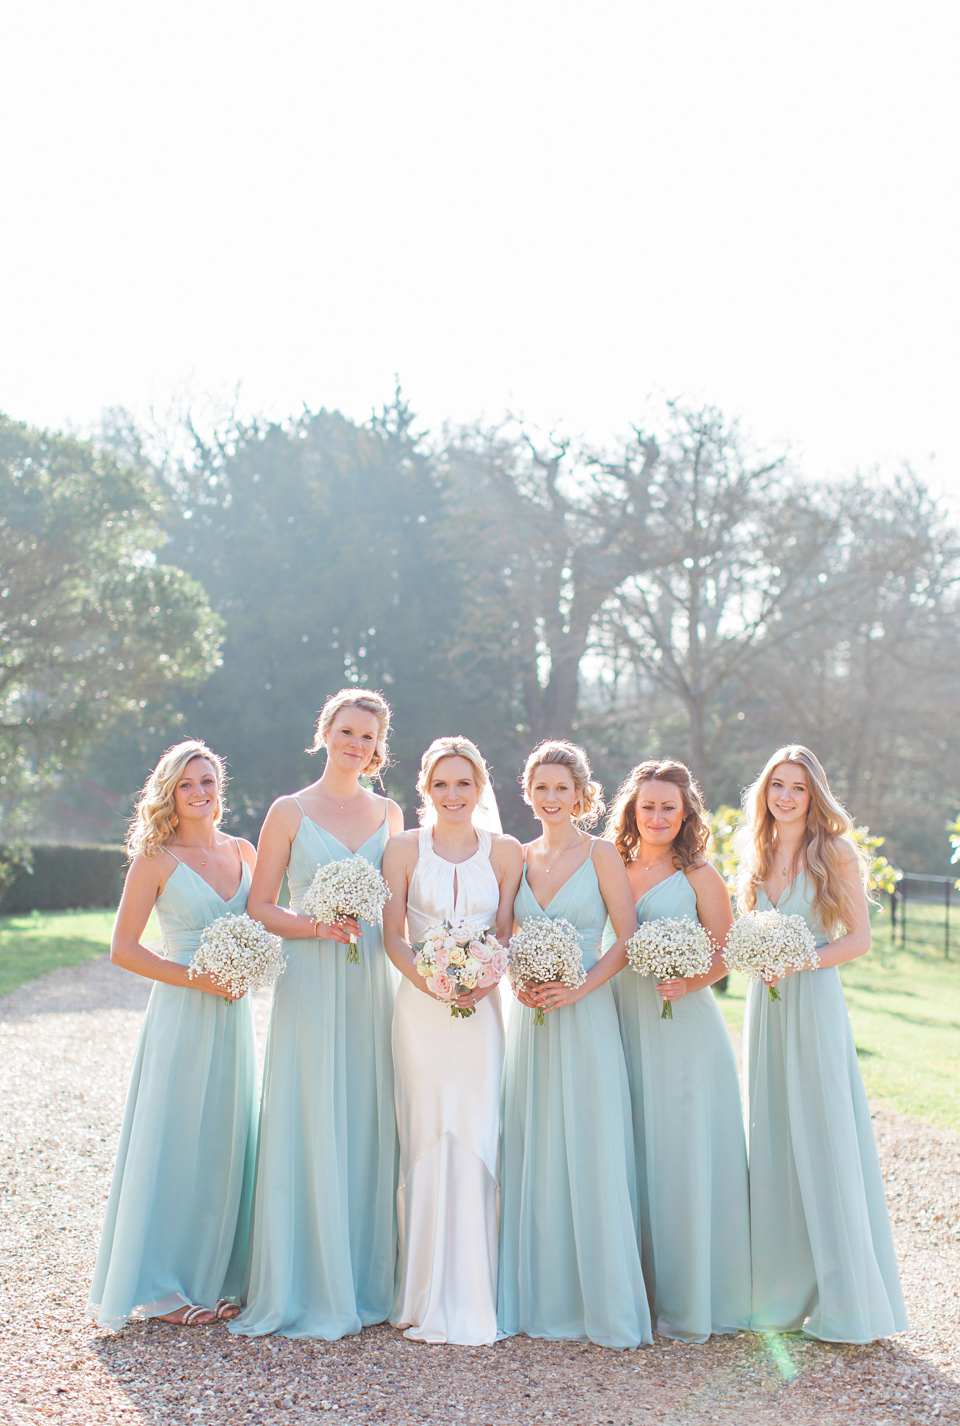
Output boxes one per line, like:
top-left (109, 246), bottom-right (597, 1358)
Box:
top-left (173, 840), bottom-right (213, 867)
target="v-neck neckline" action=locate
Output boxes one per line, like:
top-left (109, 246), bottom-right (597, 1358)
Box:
top-left (172, 857), bottom-right (246, 906)
top-left (635, 867), bottom-right (685, 910)
top-left (523, 853), bottom-right (593, 915)
top-left (765, 868), bottom-right (802, 911)
top-left (300, 810), bottom-right (386, 857)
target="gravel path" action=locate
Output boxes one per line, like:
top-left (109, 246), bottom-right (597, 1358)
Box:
top-left (1, 956), bottom-right (958, 1426)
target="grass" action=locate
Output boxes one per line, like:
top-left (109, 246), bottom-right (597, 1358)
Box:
top-left (715, 901), bottom-right (960, 1131)
top-left (3, 902), bottom-right (959, 1131)
top-left (0, 907), bottom-right (159, 1000)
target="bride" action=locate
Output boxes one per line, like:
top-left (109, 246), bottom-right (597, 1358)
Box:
top-left (382, 736), bottom-right (522, 1344)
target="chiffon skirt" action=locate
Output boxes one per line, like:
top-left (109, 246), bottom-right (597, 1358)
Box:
top-left (498, 984), bottom-right (652, 1348)
top-left (614, 973), bottom-right (751, 1341)
top-left (231, 930), bottom-right (399, 1339)
top-left (745, 966), bottom-right (907, 1342)
top-left (88, 982), bottom-right (258, 1330)
top-left (391, 978), bottom-right (504, 1344)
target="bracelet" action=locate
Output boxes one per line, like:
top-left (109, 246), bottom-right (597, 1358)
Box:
top-left (309, 916), bottom-right (322, 939)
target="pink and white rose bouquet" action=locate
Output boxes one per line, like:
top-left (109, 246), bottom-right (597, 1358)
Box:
top-left (413, 919), bottom-right (508, 1018)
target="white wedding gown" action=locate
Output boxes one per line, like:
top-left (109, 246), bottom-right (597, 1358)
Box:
top-left (391, 827), bottom-right (504, 1344)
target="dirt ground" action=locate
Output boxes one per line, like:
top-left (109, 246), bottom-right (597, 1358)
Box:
top-left (0, 955), bottom-right (957, 1425)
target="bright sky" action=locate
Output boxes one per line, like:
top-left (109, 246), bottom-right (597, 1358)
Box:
top-left (3, 1), bottom-right (958, 491)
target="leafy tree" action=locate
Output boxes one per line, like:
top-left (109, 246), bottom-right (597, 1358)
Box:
top-left (102, 395), bottom-right (524, 836)
top-left (0, 413), bottom-right (222, 842)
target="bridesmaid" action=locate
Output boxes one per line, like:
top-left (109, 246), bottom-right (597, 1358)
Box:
top-left (738, 744), bottom-right (907, 1341)
top-left (499, 740), bottom-right (652, 1349)
top-left (605, 759), bottom-right (750, 1342)
top-left (231, 689), bottom-right (403, 1340)
top-left (88, 740), bottom-right (258, 1329)
top-left (383, 736), bottom-right (522, 1344)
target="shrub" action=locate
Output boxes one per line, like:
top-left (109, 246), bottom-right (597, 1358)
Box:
top-left (0, 844), bottom-right (127, 914)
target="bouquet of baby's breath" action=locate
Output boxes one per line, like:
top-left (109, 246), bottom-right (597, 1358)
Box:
top-left (625, 917), bottom-right (715, 1019)
top-left (301, 855), bottom-right (391, 963)
top-left (723, 910), bottom-right (819, 1001)
top-left (507, 916), bottom-right (586, 1026)
top-left (413, 919), bottom-right (508, 1018)
top-left (188, 913), bottom-right (285, 1003)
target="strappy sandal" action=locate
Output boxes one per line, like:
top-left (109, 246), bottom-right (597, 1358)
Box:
top-left (159, 1303), bottom-right (215, 1326)
top-left (215, 1299), bottom-right (241, 1320)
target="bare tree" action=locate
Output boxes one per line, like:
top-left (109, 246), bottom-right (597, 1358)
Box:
top-left (598, 404), bottom-right (849, 781)
top-left (440, 420), bottom-right (664, 743)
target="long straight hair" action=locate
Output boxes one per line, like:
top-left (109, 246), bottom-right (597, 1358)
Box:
top-left (735, 744), bottom-right (868, 939)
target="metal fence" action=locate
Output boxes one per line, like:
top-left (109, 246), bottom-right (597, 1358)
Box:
top-left (891, 873), bottom-right (957, 957)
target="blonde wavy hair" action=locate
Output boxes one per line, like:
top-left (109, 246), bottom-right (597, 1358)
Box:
top-left (126, 740), bottom-right (226, 860)
top-left (605, 759), bottom-right (710, 869)
top-left (416, 736), bottom-right (490, 825)
top-left (308, 688), bottom-right (391, 778)
top-left (522, 740), bottom-right (604, 828)
top-left (735, 744), bottom-right (869, 939)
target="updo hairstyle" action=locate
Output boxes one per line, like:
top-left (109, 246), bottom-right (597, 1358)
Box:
top-left (604, 758), bottom-right (709, 869)
top-left (416, 735), bottom-right (490, 825)
top-left (522, 740), bottom-right (604, 828)
top-left (126, 740), bottom-right (226, 860)
top-left (308, 688), bottom-right (391, 778)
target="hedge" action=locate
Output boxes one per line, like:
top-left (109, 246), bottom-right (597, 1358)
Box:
top-left (0, 844), bottom-right (127, 914)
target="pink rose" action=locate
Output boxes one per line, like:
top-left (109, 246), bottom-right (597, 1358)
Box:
top-left (434, 947), bottom-right (450, 971)
top-left (491, 950), bottom-right (509, 978)
top-left (470, 940), bottom-right (494, 965)
top-left (478, 963), bottom-right (500, 988)
top-left (432, 972), bottom-right (454, 1000)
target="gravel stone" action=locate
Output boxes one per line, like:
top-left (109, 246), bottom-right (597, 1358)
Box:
top-left (1, 955), bottom-right (958, 1425)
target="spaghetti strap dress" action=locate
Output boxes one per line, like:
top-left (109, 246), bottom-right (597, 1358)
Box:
top-left (745, 873), bottom-right (907, 1341)
top-left (88, 853), bottom-right (258, 1329)
top-left (498, 844), bottom-right (652, 1348)
top-left (231, 804), bottom-right (399, 1339)
top-left (612, 870), bottom-right (751, 1341)
top-left (391, 827), bottom-right (504, 1344)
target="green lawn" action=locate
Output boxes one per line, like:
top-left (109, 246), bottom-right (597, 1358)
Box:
top-left (715, 902), bottom-right (960, 1131)
top-left (3, 902), bottom-right (959, 1131)
top-left (0, 907), bottom-right (159, 999)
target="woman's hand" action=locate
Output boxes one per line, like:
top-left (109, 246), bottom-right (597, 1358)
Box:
top-left (454, 982), bottom-right (499, 1011)
top-left (513, 983), bottom-right (540, 1010)
top-left (189, 971), bottom-right (246, 1000)
top-left (657, 976), bottom-right (687, 1003)
top-left (529, 979), bottom-right (585, 1013)
top-left (314, 916), bottom-right (362, 944)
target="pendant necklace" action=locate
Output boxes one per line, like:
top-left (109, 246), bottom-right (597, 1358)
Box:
top-left (636, 855), bottom-right (675, 873)
top-left (322, 787), bottom-right (361, 813)
top-left (543, 832), bottom-right (583, 873)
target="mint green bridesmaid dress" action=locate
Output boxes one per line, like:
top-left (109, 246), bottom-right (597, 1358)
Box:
top-left (498, 845), bottom-right (652, 1348)
top-left (231, 806), bottom-right (399, 1339)
top-left (88, 855), bottom-right (258, 1329)
top-left (612, 871), bottom-right (751, 1342)
top-left (745, 874), bottom-right (907, 1341)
